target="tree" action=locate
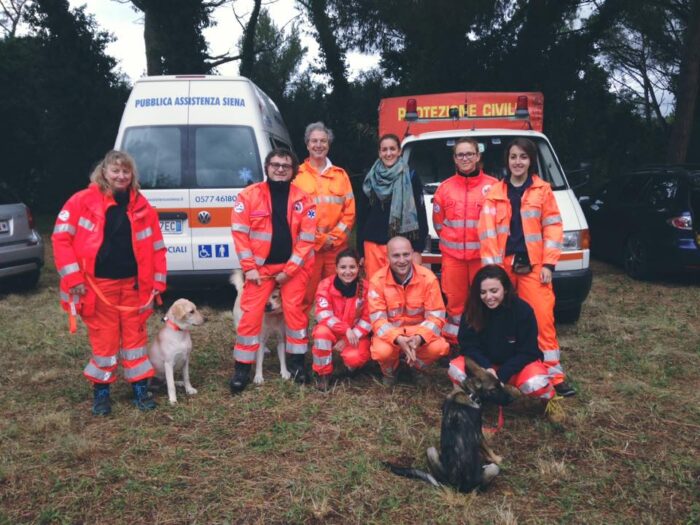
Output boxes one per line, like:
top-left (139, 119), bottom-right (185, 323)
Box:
top-left (0, 0), bottom-right (30, 37)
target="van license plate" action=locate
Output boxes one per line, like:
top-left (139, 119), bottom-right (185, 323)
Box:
top-left (160, 220), bottom-right (182, 235)
top-left (0, 220), bottom-right (8, 233)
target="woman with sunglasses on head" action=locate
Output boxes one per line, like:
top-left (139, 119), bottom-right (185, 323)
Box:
top-left (478, 138), bottom-right (574, 397)
top-left (433, 138), bottom-right (497, 345)
top-left (357, 133), bottom-right (428, 280)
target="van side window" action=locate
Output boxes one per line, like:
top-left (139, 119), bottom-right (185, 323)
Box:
top-left (123, 127), bottom-right (183, 189)
top-left (195, 126), bottom-right (263, 188)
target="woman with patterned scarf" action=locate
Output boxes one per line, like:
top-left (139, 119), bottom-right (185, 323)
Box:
top-left (356, 134), bottom-right (428, 280)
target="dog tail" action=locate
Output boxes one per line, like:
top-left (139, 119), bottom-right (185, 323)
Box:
top-left (382, 462), bottom-right (441, 488)
top-left (230, 269), bottom-right (244, 290)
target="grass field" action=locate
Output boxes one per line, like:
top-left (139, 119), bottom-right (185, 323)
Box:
top-left (1, 235), bottom-right (699, 524)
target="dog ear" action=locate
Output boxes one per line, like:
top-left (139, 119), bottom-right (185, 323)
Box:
top-left (463, 357), bottom-right (494, 384)
top-left (171, 301), bottom-right (186, 321)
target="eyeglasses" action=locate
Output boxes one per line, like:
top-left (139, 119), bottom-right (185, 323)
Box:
top-left (269, 162), bottom-right (293, 171)
top-left (454, 152), bottom-right (478, 160)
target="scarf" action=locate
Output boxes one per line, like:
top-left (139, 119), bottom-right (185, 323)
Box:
top-left (333, 276), bottom-right (358, 298)
top-left (362, 158), bottom-right (419, 238)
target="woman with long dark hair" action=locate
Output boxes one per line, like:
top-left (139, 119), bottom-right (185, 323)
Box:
top-left (448, 265), bottom-right (558, 407)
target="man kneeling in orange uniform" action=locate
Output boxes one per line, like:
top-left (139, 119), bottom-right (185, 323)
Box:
top-left (368, 236), bottom-right (450, 386)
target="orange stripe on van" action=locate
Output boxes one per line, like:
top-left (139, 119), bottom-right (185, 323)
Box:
top-left (158, 208), bottom-right (233, 228)
top-left (559, 252), bottom-right (583, 261)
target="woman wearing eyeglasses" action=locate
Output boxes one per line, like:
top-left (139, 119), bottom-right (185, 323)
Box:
top-left (433, 138), bottom-right (497, 345)
top-left (357, 133), bottom-right (428, 279)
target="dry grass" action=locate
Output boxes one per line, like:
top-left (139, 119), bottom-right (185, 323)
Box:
top-left (0, 235), bottom-right (699, 524)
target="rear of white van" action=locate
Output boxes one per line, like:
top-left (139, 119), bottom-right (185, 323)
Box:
top-left (114, 76), bottom-right (292, 284)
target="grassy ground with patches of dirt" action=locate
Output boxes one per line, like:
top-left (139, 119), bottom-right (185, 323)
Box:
top-left (0, 233), bottom-right (698, 524)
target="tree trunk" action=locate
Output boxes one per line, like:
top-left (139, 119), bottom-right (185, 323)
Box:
top-left (238, 0), bottom-right (261, 78)
top-left (667, 0), bottom-right (700, 163)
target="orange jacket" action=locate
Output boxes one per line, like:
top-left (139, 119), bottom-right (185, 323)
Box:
top-left (293, 159), bottom-right (355, 250)
top-left (51, 184), bottom-right (167, 316)
top-left (231, 181), bottom-right (316, 276)
top-left (478, 175), bottom-right (563, 267)
top-left (368, 264), bottom-right (447, 345)
top-left (433, 170), bottom-right (497, 260)
top-left (314, 276), bottom-right (372, 339)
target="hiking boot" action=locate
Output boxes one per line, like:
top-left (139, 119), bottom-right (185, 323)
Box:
top-left (545, 395), bottom-right (567, 424)
top-left (554, 381), bottom-right (576, 397)
top-left (288, 354), bottom-right (309, 384)
top-left (92, 383), bottom-right (111, 416)
top-left (132, 379), bottom-right (157, 411)
top-left (315, 373), bottom-right (331, 392)
top-left (229, 362), bottom-right (251, 394)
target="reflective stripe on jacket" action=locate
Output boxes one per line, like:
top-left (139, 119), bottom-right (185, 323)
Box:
top-left (293, 159), bottom-right (355, 250)
top-left (231, 182), bottom-right (316, 276)
top-left (433, 170), bottom-right (497, 260)
top-left (368, 264), bottom-right (447, 345)
top-left (478, 175), bottom-right (563, 267)
top-left (314, 276), bottom-right (371, 339)
top-left (51, 184), bottom-right (167, 315)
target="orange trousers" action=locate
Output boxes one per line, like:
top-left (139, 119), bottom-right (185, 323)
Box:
top-left (363, 241), bottom-right (388, 281)
top-left (441, 255), bottom-right (482, 343)
top-left (448, 355), bottom-right (555, 400)
top-left (311, 324), bottom-right (371, 376)
top-left (302, 243), bottom-right (347, 313)
top-left (82, 277), bottom-right (154, 384)
top-left (503, 255), bottom-right (565, 385)
top-left (233, 263), bottom-right (310, 364)
top-left (370, 325), bottom-right (449, 376)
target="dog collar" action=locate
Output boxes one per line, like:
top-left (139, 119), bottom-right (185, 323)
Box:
top-left (163, 317), bottom-right (182, 332)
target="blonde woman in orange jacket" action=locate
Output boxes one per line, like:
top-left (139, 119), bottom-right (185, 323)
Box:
top-left (478, 138), bottom-right (574, 397)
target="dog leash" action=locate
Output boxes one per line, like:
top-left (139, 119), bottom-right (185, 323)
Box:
top-left (65, 272), bottom-right (162, 333)
top-left (482, 406), bottom-right (505, 434)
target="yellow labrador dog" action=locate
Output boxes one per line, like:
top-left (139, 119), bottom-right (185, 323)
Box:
top-left (148, 298), bottom-right (205, 405)
top-left (231, 269), bottom-right (289, 385)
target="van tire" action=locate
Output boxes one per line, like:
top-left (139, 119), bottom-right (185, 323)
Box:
top-left (555, 305), bottom-right (581, 324)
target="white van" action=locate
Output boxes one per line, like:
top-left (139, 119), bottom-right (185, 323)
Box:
top-left (114, 75), bottom-right (292, 284)
top-left (379, 92), bottom-right (592, 322)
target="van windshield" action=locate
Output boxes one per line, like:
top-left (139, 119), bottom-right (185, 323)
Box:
top-left (405, 135), bottom-right (568, 194)
top-left (122, 125), bottom-right (263, 189)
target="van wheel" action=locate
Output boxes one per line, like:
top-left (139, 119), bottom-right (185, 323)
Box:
top-left (555, 305), bottom-right (581, 324)
top-left (623, 235), bottom-right (652, 280)
top-left (11, 270), bottom-right (41, 291)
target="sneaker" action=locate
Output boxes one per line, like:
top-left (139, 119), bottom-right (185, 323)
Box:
top-left (132, 379), bottom-right (157, 411)
top-left (92, 383), bottom-right (111, 416)
top-left (545, 395), bottom-right (567, 424)
top-left (229, 363), bottom-right (251, 394)
top-left (554, 381), bottom-right (576, 397)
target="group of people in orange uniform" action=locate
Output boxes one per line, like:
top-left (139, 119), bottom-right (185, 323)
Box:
top-left (229, 122), bottom-right (576, 409)
top-left (53, 121), bottom-right (575, 417)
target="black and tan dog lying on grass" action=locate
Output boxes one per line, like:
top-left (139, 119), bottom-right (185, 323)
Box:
top-left (385, 357), bottom-right (518, 493)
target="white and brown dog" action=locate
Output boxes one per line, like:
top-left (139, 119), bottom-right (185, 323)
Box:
top-left (231, 269), bottom-right (289, 385)
top-left (148, 298), bottom-right (205, 404)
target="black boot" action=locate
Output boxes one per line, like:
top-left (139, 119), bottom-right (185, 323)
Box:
top-left (229, 362), bottom-right (251, 394)
top-left (92, 383), bottom-right (111, 416)
top-left (132, 379), bottom-right (157, 411)
top-left (288, 354), bottom-right (308, 384)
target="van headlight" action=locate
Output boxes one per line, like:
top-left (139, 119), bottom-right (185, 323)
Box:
top-left (562, 230), bottom-right (590, 251)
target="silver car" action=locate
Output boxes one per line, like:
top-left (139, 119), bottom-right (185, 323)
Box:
top-left (0, 185), bottom-right (44, 289)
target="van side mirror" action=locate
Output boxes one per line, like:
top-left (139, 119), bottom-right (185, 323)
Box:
top-left (567, 162), bottom-right (591, 191)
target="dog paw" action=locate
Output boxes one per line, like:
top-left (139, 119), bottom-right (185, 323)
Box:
top-left (280, 370), bottom-right (291, 380)
top-left (185, 387), bottom-right (198, 395)
top-left (253, 375), bottom-right (264, 385)
top-left (168, 398), bottom-right (178, 406)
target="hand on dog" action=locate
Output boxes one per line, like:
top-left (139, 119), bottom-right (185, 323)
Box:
top-left (275, 271), bottom-right (289, 285)
top-left (245, 269), bottom-right (262, 286)
top-left (346, 328), bottom-right (359, 347)
top-left (486, 368), bottom-right (498, 379)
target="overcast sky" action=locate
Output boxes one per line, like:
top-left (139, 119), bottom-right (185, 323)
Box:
top-left (68, 0), bottom-right (377, 82)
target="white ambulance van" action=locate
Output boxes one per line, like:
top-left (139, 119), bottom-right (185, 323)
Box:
top-left (114, 75), bottom-right (292, 285)
top-left (379, 92), bottom-right (592, 322)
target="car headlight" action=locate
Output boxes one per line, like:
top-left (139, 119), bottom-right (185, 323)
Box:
top-left (562, 230), bottom-right (590, 251)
